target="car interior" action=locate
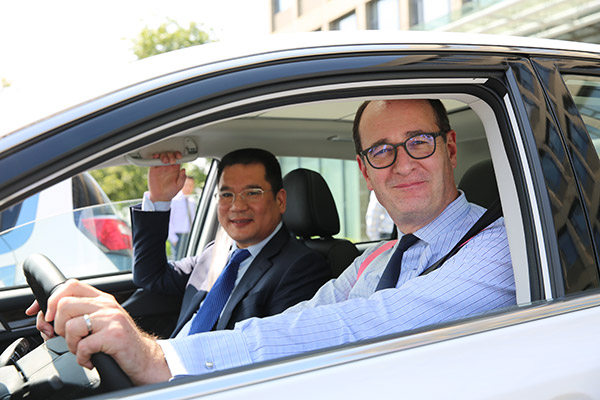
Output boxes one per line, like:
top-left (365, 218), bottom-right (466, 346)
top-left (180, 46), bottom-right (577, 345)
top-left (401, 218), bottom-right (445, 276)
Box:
top-left (111, 94), bottom-right (527, 305)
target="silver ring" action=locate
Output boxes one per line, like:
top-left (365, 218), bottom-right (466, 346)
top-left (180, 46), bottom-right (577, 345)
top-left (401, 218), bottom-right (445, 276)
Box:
top-left (83, 313), bottom-right (92, 336)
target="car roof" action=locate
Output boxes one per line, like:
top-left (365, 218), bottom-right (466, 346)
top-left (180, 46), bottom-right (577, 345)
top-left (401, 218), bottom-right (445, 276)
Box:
top-left (3, 30), bottom-right (600, 140)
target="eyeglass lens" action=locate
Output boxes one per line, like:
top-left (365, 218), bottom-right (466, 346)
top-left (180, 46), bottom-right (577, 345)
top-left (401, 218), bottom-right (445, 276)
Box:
top-left (366, 134), bottom-right (436, 167)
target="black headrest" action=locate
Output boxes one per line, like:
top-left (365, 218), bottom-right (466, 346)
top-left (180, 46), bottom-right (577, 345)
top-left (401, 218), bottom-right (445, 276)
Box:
top-left (458, 159), bottom-right (499, 209)
top-left (282, 168), bottom-right (340, 238)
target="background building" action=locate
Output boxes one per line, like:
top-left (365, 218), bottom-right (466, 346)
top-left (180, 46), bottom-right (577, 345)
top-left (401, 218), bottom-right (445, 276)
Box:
top-left (271, 0), bottom-right (600, 44)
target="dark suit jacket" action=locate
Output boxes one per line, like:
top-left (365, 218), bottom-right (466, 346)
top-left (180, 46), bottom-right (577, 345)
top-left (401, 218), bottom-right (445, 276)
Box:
top-left (130, 205), bottom-right (331, 336)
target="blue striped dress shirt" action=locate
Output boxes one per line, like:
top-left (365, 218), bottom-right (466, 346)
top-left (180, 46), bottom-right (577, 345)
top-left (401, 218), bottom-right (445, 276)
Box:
top-left (159, 192), bottom-right (515, 376)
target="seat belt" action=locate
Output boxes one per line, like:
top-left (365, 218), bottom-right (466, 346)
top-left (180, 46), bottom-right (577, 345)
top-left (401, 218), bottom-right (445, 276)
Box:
top-left (419, 198), bottom-right (502, 276)
top-left (356, 198), bottom-right (503, 281)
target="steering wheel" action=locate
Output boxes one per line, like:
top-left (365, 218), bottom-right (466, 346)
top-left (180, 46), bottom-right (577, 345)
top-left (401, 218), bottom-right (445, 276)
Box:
top-left (23, 254), bottom-right (133, 392)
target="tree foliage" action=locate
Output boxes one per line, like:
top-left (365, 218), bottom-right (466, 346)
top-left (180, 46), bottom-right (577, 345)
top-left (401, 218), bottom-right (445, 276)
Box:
top-left (91, 163), bottom-right (207, 202)
top-left (90, 165), bottom-right (148, 202)
top-left (92, 20), bottom-right (212, 201)
top-left (132, 20), bottom-right (212, 60)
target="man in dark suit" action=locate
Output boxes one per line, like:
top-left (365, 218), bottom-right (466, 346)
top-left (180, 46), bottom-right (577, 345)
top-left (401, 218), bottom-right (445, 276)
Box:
top-left (130, 148), bottom-right (331, 336)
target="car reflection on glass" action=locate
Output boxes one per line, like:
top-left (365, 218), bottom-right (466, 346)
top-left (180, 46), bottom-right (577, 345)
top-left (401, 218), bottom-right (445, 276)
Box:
top-left (0, 173), bottom-right (132, 287)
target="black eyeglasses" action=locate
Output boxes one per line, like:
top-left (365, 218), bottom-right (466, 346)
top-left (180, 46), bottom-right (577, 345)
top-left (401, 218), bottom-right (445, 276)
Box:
top-left (359, 131), bottom-right (447, 169)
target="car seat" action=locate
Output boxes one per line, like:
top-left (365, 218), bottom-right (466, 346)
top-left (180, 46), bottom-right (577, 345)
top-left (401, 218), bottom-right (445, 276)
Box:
top-left (283, 168), bottom-right (360, 278)
top-left (458, 159), bottom-right (499, 209)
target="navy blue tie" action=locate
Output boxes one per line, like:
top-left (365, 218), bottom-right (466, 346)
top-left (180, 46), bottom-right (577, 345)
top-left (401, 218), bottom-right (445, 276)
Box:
top-left (188, 248), bottom-right (251, 334)
top-left (376, 234), bottom-right (418, 291)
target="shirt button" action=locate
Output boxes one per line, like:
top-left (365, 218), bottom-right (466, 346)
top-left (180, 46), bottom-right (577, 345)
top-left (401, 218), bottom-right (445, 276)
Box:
top-left (205, 361), bottom-right (214, 369)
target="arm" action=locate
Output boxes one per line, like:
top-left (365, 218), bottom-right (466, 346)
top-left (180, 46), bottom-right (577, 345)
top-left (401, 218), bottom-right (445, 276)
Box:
top-left (131, 150), bottom-right (193, 294)
top-left (130, 205), bottom-right (190, 295)
top-left (161, 219), bottom-right (515, 376)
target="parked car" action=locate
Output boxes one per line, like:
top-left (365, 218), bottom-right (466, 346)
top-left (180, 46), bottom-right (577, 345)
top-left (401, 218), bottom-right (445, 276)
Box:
top-left (0, 31), bottom-right (599, 399)
top-left (0, 173), bottom-right (133, 287)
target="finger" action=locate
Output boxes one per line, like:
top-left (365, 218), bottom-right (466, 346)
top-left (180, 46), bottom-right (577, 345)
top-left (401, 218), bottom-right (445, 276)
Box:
top-left (71, 310), bottom-right (134, 371)
top-left (75, 336), bottom-right (96, 370)
top-left (25, 300), bottom-right (40, 316)
top-left (45, 279), bottom-right (103, 321)
top-left (159, 151), bottom-right (183, 165)
top-left (64, 314), bottom-right (92, 355)
top-left (177, 169), bottom-right (187, 187)
top-left (167, 151), bottom-right (182, 164)
top-left (53, 296), bottom-right (112, 337)
top-left (36, 311), bottom-right (55, 339)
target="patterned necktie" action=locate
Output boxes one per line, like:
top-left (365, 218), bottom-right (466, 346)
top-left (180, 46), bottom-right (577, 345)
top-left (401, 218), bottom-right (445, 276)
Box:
top-left (375, 234), bottom-right (419, 291)
top-left (188, 248), bottom-right (251, 334)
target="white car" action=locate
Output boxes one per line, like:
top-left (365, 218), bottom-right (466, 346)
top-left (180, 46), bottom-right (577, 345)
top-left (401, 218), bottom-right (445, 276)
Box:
top-left (0, 173), bottom-right (132, 287)
top-left (0, 31), bottom-right (599, 399)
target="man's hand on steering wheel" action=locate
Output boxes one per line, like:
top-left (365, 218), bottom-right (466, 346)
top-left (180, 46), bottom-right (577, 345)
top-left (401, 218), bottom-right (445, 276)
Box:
top-left (26, 279), bottom-right (172, 386)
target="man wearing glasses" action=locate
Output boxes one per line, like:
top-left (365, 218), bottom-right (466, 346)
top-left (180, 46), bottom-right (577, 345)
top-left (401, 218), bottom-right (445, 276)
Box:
top-left (30, 99), bottom-right (514, 385)
top-left (129, 148), bottom-right (330, 337)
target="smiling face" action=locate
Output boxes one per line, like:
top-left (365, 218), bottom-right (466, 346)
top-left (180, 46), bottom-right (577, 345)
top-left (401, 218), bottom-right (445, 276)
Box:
top-left (356, 99), bottom-right (459, 233)
top-left (217, 163), bottom-right (286, 248)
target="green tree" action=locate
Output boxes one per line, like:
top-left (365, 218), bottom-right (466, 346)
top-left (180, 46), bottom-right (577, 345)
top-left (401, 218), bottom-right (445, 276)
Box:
top-left (93, 20), bottom-right (212, 201)
top-left (90, 165), bottom-right (148, 202)
top-left (91, 162), bottom-right (207, 202)
top-left (132, 20), bottom-right (212, 60)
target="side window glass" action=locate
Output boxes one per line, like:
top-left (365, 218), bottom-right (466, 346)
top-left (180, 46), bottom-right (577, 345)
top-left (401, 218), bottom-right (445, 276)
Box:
top-left (0, 161), bottom-right (208, 289)
top-left (0, 176), bottom-right (134, 289)
top-left (563, 74), bottom-right (600, 289)
top-left (563, 75), bottom-right (600, 157)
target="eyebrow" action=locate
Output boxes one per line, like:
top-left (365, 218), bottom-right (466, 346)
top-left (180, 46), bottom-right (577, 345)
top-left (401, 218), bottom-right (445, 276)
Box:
top-left (219, 184), bottom-right (265, 192)
top-left (365, 130), bottom-right (430, 148)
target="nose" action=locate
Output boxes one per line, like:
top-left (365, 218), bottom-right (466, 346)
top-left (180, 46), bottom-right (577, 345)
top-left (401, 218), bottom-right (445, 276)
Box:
top-left (390, 146), bottom-right (417, 175)
top-left (230, 193), bottom-right (249, 210)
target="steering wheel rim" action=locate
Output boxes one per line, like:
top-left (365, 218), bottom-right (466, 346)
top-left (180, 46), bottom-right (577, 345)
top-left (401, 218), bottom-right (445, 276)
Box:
top-left (23, 254), bottom-right (134, 391)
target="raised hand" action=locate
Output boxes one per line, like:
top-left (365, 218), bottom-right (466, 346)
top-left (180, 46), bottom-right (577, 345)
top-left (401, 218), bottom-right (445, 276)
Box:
top-left (148, 151), bottom-right (187, 202)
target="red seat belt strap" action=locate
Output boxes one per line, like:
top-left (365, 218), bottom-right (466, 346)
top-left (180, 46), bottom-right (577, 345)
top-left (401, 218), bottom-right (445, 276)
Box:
top-left (356, 240), bottom-right (397, 281)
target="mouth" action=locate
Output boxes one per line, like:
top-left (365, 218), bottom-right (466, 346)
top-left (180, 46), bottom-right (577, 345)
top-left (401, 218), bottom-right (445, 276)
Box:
top-left (393, 180), bottom-right (425, 190)
top-left (230, 217), bottom-right (253, 226)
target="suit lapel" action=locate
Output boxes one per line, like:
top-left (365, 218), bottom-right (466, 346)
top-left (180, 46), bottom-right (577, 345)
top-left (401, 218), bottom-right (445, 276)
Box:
top-left (216, 226), bottom-right (289, 329)
top-left (171, 290), bottom-right (207, 337)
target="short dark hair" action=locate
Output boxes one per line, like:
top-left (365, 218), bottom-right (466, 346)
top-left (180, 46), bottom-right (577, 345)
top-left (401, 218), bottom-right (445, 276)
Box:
top-left (217, 148), bottom-right (283, 194)
top-left (352, 99), bottom-right (451, 154)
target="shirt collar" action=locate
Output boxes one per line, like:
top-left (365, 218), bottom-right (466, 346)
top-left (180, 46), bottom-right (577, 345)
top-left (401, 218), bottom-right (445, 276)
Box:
top-left (410, 190), bottom-right (471, 245)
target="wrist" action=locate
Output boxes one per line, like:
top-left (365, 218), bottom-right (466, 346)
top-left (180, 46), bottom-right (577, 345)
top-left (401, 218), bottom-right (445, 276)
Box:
top-left (142, 192), bottom-right (171, 212)
top-left (131, 335), bottom-right (172, 385)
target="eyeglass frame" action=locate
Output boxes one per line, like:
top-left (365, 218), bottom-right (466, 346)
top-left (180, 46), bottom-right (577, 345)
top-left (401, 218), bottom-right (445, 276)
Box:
top-left (358, 131), bottom-right (448, 169)
top-left (214, 188), bottom-right (272, 205)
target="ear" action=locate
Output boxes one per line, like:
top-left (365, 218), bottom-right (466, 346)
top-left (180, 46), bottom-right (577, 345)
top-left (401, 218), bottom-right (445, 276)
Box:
top-left (445, 130), bottom-right (458, 169)
top-left (276, 188), bottom-right (286, 214)
top-left (357, 155), bottom-right (374, 191)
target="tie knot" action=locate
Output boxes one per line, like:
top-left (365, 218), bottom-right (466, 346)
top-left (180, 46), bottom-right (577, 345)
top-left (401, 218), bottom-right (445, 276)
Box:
top-left (230, 248), bottom-right (251, 265)
top-left (397, 234), bottom-right (418, 252)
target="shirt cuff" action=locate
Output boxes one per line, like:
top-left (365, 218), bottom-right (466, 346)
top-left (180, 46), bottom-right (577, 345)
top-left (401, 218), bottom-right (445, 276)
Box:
top-left (142, 191), bottom-right (171, 212)
top-left (158, 330), bottom-right (253, 377)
